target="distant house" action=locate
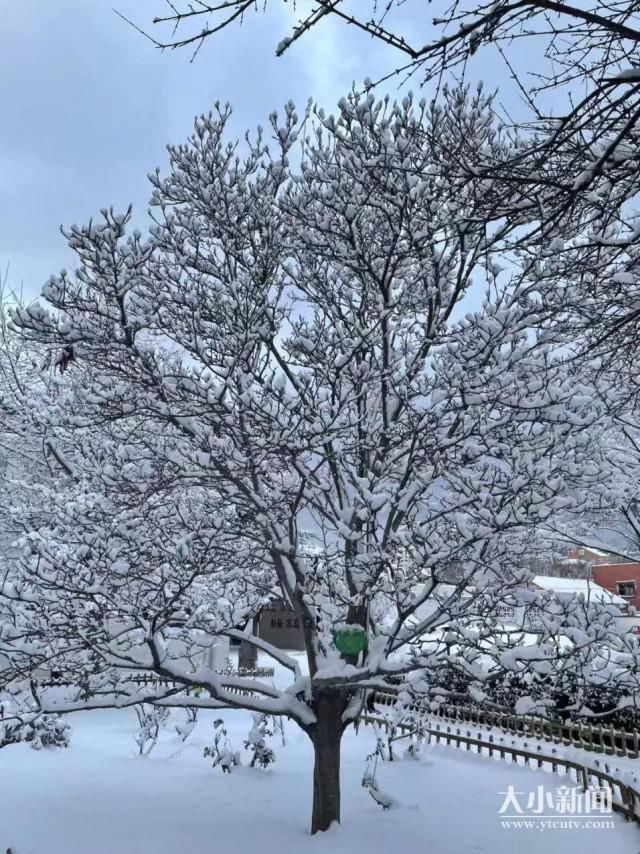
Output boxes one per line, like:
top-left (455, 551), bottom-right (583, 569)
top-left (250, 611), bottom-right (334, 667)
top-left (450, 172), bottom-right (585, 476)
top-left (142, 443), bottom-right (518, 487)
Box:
top-left (491, 574), bottom-right (628, 633)
top-left (565, 547), bottom-right (640, 611)
top-left (531, 574), bottom-right (628, 609)
top-left (565, 547), bottom-right (615, 565)
top-left (591, 563), bottom-right (640, 610)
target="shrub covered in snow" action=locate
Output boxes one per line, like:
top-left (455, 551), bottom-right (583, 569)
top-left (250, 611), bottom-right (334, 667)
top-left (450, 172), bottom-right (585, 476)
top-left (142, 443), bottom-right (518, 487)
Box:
top-left (175, 707), bottom-right (198, 742)
top-left (244, 713), bottom-right (276, 768)
top-left (413, 663), bottom-right (640, 729)
top-left (1, 713), bottom-right (71, 751)
top-left (133, 704), bottom-right (169, 756)
top-left (204, 719), bottom-right (240, 773)
top-left (23, 714), bottom-right (71, 750)
top-left (0, 719), bottom-right (24, 749)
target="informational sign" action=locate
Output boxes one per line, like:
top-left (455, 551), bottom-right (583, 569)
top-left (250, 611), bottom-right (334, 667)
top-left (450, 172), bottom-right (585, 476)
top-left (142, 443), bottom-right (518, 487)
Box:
top-left (258, 600), bottom-right (305, 650)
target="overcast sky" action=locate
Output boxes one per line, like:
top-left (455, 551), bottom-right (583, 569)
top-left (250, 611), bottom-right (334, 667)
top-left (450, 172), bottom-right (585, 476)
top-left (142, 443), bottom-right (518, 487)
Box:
top-left (0, 1), bottom-right (516, 299)
top-left (0, 1), bottom-right (396, 296)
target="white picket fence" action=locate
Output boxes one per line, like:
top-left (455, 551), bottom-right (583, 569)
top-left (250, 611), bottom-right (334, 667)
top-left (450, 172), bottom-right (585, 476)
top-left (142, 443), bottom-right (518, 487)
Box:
top-left (372, 692), bottom-right (640, 759)
top-left (362, 711), bottom-right (640, 825)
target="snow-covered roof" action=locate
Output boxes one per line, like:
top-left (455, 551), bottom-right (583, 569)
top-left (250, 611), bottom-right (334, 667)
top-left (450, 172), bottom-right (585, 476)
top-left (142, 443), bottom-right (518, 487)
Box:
top-left (587, 547), bottom-right (613, 558)
top-left (571, 546), bottom-right (612, 558)
top-left (532, 575), bottom-right (627, 606)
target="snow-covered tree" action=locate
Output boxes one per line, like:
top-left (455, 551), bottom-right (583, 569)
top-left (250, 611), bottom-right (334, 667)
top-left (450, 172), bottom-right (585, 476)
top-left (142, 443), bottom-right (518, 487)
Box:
top-left (133, 0), bottom-right (640, 365)
top-left (6, 90), bottom-right (609, 832)
top-left (0, 287), bottom-right (75, 693)
top-left (137, 1), bottom-right (640, 216)
top-left (545, 378), bottom-right (640, 564)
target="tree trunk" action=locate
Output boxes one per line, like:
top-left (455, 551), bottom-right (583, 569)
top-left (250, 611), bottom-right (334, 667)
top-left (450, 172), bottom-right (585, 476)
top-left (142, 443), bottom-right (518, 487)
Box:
top-left (309, 691), bottom-right (345, 834)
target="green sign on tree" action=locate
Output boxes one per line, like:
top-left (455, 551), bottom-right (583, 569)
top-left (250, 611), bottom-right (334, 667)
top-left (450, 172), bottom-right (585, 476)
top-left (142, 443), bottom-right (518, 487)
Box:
top-left (333, 626), bottom-right (368, 656)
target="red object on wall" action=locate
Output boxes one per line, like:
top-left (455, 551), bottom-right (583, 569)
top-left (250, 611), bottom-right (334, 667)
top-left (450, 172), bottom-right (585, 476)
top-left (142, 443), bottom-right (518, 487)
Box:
top-left (591, 563), bottom-right (640, 610)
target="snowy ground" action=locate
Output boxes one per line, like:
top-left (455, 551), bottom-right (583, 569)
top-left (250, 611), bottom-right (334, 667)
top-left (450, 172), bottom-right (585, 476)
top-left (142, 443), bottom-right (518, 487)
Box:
top-left (1, 706), bottom-right (639, 854)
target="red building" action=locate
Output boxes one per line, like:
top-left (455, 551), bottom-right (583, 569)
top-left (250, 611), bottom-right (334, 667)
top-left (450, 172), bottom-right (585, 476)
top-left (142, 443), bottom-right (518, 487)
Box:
top-left (565, 547), bottom-right (640, 610)
top-left (591, 563), bottom-right (640, 610)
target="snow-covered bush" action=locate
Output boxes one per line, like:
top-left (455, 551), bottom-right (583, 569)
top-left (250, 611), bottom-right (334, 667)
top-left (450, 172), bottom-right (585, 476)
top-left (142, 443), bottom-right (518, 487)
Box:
top-left (365, 715), bottom-right (425, 764)
top-left (221, 658), bottom-right (235, 676)
top-left (204, 719), bottom-right (240, 773)
top-left (403, 735), bottom-right (422, 760)
top-left (244, 713), bottom-right (276, 768)
top-left (401, 659), bottom-right (640, 730)
top-left (23, 714), bottom-right (71, 750)
top-left (134, 704), bottom-right (169, 756)
top-left (0, 718), bottom-right (23, 749)
top-left (175, 707), bottom-right (198, 742)
top-left (1, 710), bottom-right (70, 751)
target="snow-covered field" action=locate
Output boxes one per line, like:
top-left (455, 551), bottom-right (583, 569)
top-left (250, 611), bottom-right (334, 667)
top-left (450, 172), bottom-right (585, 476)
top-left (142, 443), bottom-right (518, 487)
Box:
top-left (1, 707), bottom-right (639, 854)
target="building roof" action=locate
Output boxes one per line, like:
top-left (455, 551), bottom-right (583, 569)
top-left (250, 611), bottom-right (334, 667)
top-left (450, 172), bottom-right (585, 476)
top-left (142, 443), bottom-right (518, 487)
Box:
top-left (583, 547), bottom-right (613, 558)
top-left (532, 575), bottom-right (627, 607)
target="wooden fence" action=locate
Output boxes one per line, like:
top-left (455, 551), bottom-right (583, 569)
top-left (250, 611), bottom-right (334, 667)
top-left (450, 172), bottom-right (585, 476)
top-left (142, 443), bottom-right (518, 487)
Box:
top-left (33, 667), bottom-right (276, 698)
top-left (127, 667), bottom-right (275, 686)
top-left (373, 692), bottom-right (640, 759)
top-left (363, 713), bottom-right (640, 825)
top-left (125, 670), bottom-right (276, 700)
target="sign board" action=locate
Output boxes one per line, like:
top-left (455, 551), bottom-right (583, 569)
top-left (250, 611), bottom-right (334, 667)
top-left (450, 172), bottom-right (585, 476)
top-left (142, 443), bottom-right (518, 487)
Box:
top-left (333, 626), bottom-right (368, 656)
top-left (258, 600), bottom-right (305, 650)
